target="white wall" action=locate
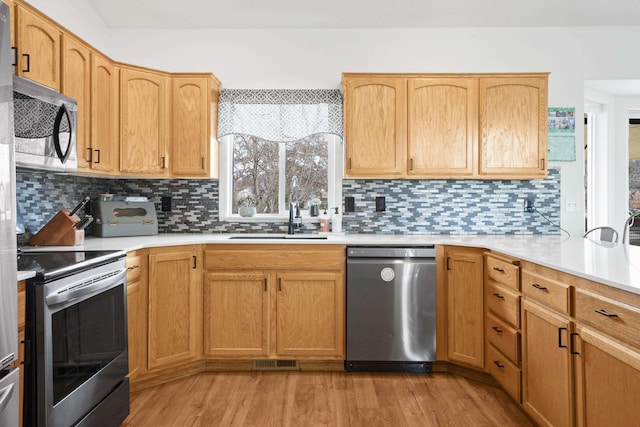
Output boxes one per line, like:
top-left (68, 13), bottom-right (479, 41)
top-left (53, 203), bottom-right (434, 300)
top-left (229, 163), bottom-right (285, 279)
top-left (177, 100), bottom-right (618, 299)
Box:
top-left (35, 4), bottom-right (640, 236)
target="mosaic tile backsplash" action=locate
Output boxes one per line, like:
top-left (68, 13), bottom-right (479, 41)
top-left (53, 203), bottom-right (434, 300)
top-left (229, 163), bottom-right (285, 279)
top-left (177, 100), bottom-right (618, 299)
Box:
top-left (16, 168), bottom-right (561, 240)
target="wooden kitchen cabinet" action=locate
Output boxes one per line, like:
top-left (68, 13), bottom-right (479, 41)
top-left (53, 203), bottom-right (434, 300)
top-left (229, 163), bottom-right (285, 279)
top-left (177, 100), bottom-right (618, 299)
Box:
top-left (479, 76), bottom-right (548, 178)
top-left (147, 245), bottom-right (202, 370)
top-left (573, 325), bottom-right (640, 427)
top-left (61, 34), bottom-right (91, 169)
top-left (15, 3), bottom-right (61, 90)
top-left (203, 272), bottom-right (270, 357)
top-left (171, 74), bottom-right (220, 178)
top-left (90, 53), bottom-right (119, 173)
top-left (444, 246), bottom-right (484, 368)
top-left (407, 78), bottom-right (477, 177)
top-left (342, 72), bottom-right (548, 179)
top-left (203, 244), bottom-right (346, 360)
top-left (343, 75), bottom-right (407, 177)
top-left (120, 65), bottom-right (170, 176)
top-left (276, 271), bottom-right (344, 358)
top-left (521, 299), bottom-right (574, 427)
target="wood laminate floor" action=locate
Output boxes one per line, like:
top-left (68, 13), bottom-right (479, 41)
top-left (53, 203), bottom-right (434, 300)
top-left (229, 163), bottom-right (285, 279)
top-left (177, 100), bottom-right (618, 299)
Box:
top-left (123, 371), bottom-right (534, 426)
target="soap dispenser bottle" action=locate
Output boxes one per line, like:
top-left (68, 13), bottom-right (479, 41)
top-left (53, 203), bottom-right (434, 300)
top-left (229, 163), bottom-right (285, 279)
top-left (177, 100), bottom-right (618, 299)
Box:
top-left (320, 209), bottom-right (330, 232)
top-left (331, 207), bottom-right (342, 233)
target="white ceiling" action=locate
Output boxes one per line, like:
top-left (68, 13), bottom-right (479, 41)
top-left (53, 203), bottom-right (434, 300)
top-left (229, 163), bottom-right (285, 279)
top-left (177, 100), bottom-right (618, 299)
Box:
top-left (87, 0), bottom-right (640, 29)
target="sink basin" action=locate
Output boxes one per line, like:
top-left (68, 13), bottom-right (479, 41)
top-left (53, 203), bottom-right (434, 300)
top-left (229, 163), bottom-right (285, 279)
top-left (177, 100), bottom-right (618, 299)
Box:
top-left (228, 234), bottom-right (328, 240)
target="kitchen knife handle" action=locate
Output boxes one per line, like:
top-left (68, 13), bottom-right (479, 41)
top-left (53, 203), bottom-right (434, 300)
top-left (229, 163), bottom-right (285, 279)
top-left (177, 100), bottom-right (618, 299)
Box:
top-left (70, 196), bottom-right (91, 217)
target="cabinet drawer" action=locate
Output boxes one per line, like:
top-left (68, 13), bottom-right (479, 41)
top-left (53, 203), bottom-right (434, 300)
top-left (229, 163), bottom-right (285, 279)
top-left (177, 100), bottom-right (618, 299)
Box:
top-left (486, 343), bottom-right (521, 403)
top-left (575, 288), bottom-right (640, 349)
top-left (486, 255), bottom-right (519, 290)
top-left (486, 281), bottom-right (520, 328)
top-left (126, 255), bottom-right (142, 282)
top-left (485, 311), bottom-right (519, 365)
top-left (521, 270), bottom-right (570, 315)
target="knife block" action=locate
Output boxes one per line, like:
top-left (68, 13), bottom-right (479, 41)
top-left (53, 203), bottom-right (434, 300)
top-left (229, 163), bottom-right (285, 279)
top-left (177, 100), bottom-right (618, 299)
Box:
top-left (29, 210), bottom-right (85, 246)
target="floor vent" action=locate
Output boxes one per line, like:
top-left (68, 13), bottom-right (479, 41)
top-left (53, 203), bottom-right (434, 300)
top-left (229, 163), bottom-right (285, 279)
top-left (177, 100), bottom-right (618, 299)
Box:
top-left (252, 359), bottom-right (299, 370)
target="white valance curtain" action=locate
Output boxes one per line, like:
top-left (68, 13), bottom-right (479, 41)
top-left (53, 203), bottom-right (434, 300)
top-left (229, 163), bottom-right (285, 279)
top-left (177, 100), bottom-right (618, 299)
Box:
top-left (217, 89), bottom-right (343, 142)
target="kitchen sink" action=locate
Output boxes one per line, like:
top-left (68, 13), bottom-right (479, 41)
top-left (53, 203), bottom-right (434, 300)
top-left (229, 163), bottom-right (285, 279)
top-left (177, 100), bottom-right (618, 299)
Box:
top-left (228, 234), bottom-right (328, 240)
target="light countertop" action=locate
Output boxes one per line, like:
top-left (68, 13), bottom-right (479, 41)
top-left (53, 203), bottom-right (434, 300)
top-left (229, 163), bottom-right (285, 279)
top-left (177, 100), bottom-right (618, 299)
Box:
top-left (22, 233), bottom-right (640, 296)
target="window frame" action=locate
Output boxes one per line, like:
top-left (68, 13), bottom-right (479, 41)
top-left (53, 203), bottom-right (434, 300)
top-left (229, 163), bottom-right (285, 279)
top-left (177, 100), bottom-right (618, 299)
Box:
top-left (218, 133), bottom-right (343, 223)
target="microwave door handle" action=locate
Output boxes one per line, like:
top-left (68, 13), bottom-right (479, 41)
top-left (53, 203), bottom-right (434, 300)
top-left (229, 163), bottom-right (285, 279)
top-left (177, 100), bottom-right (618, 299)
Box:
top-left (45, 268), bottom-right (126, 306)
top-left (53, 104), bottom-right (73, 164)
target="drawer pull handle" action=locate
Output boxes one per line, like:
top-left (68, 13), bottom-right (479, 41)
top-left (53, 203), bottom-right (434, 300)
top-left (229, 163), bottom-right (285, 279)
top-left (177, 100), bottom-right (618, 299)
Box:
top-left (531, 283), bottom-right (548, 291)
top-left (492, 326), bottom-right (503, 334)
top-left (493, 360), bottom-right (504, 369)
top-left (595, 309), bottom-right (618, 318)
top-left (492, 292), bottom-right (505, 299)
top-left (127, 265), bottom-right (140, 271)
top-left (192, 256), bottom-right (197, 269)
top-left (492, 267), bottom-right (505, 273)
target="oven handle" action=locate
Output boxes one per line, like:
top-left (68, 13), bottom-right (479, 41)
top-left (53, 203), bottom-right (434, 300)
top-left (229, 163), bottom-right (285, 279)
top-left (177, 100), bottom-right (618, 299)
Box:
top-left (45, 268), bottom-right (127, 306)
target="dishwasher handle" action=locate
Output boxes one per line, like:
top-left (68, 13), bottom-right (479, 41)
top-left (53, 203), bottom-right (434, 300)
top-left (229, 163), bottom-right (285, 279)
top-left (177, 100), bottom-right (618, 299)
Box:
top-left (347, 246), bottom-right (436, 259)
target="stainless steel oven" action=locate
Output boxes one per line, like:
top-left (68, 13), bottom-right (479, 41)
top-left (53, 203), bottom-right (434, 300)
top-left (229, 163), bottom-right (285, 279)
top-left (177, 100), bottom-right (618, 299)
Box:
top-left (20, 250), bottom-right (129, 427)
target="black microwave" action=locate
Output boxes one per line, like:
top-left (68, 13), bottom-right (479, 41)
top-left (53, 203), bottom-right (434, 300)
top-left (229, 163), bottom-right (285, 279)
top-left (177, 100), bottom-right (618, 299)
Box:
top-left (13, 76), bottom-right (78, 172)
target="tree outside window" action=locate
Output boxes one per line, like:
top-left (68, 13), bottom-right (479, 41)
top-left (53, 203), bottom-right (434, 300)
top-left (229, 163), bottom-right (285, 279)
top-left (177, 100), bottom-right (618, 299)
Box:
top-left (232, 133), bottom-right (329, 215)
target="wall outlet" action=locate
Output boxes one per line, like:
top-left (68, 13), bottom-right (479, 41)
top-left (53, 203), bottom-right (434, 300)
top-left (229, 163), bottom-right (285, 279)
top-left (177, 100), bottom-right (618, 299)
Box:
top-left (344, 196), bottom-right (355, 213)
top-left (161, 195), bottom-right (172, 212)
top-left (524, 198), bottom-right (536, 213)
top-left (565, 200), bottom-right (578, 212)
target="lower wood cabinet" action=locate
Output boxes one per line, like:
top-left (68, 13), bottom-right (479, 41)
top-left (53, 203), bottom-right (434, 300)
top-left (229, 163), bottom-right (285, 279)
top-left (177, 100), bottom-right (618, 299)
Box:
top-left (147, 245), bottom-right (202, 370)
top-left (126, 251), bottom-right (146, 380)
top-left (521, 299), bottom-right (574, 427)
top-left (573, 325), bottom-right (640, 427)
top-left (203, 244), bottom-right (346, 360)
top-left (203, 272), bottom-right (270, 357)
top-left (276, 271), bottom-right (344, 357)
top-left (444, 246), bottom-right (484, 368)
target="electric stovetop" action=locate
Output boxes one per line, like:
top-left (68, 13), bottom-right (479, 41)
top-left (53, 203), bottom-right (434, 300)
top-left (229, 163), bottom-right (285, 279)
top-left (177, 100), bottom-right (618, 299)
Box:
top-left (18, 250), bottom-right (126, 282)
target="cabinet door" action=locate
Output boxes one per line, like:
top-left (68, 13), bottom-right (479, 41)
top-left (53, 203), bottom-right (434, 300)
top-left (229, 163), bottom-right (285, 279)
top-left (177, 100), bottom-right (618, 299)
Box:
top-left (16, 5), bottom-right (60, 90)
top-left (91, 53), bottom-right (118, 173)
top-left (521, 299), bottom-right (573, 427)
top-left (61, 35), bottom-right (91, 170)
top-left (148, 247), bottom-right (201, 370)
top-left (276, 271), bottom-right (344, 358)
top-left (120, 67), bottom-right (169, 175)
top-left (408, 78), bottom-right (477, 177)
top-left (203, 272), bottom-right (269, 357)
top-left (343, 76), bottom-right (407, 177)
top-left (172, 76), bottom-right (211, 177)
top-left (479, 76), bottom-right (547, 178)
top-left (574, 325), bottom-right (640, 427)
top-left (445, 246), bottom-right (484, 368)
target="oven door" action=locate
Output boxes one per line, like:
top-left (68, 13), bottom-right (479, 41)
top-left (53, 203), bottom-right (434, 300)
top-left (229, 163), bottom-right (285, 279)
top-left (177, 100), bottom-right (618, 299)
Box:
top-left (28, 260), bottom-right (129, 427)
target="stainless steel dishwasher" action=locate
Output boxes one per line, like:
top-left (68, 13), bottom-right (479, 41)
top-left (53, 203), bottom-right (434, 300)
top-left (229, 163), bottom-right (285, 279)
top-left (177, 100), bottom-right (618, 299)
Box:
top-left (346, 246), bottom-right (436, 372)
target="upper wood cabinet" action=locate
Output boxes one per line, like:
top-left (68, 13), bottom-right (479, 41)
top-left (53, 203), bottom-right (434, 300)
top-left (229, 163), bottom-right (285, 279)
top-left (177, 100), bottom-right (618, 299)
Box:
top-left (120, 66), bottom-right (170, 176)
top-left (61, 34), bottom-right (91, 169)
top-left (15, 4), bottom-right (61, 90)
top-left (90, 53), bottom-right (119, 173)
top-left (171, 74), bottom-right (220, 178)
top-left (343, 76), bottom-right (407, 177)
top-left (408, 78), bottom-right (477, 177)
top-left (342, 73), bottom-right (549, 180)
top-left (479, 76), bottom-right (548, 178)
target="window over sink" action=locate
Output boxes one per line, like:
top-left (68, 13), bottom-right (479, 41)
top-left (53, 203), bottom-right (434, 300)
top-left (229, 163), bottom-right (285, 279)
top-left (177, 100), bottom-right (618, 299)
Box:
top-left (217, 89), bottom-right (343, 222)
